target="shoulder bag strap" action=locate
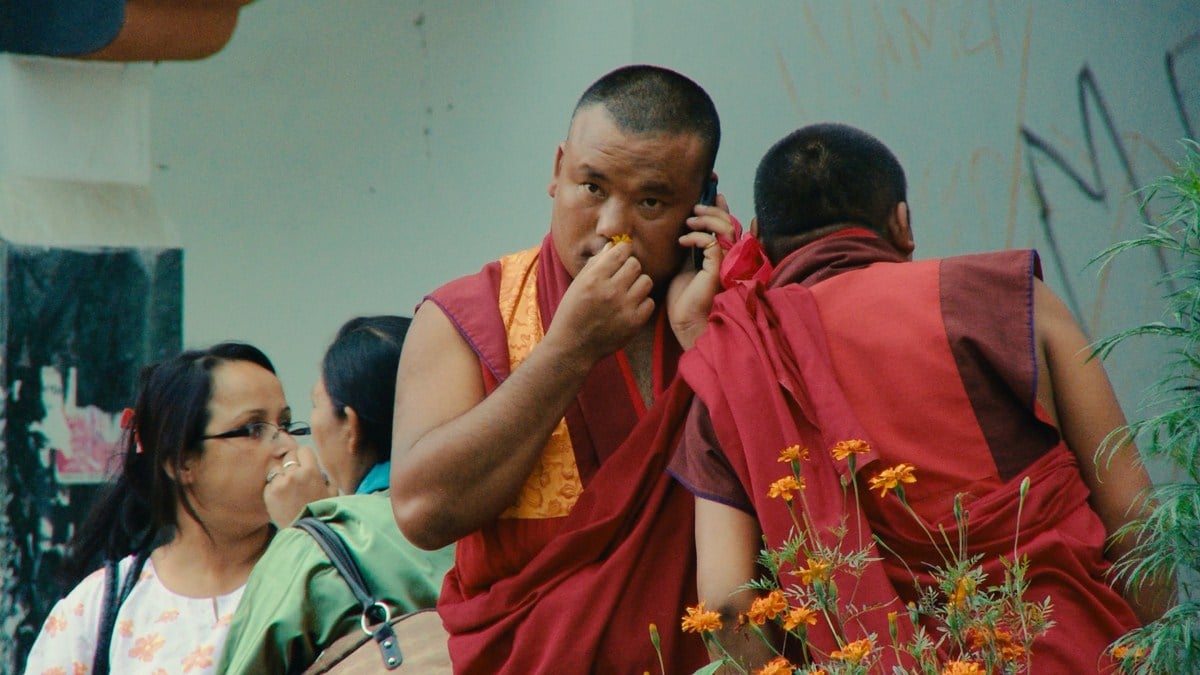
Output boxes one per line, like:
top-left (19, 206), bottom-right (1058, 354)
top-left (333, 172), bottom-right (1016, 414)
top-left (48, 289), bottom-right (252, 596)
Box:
top-left (293, 516), bottom-right (404, 670)
top-left (91, 550), bottom-right (150, 675)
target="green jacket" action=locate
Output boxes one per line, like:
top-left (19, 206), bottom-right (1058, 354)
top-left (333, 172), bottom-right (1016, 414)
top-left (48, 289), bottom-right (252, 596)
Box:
top-left (219, 493), bottom-right (454, 674)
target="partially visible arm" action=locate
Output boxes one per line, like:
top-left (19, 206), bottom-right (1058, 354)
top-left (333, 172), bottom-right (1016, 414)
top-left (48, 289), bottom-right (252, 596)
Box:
top-left (391, 243), bottom-right (656, 550)
top-left (1034, 279), bottom-right (1172, 622)
top-left (695, 497), bottom-right (778, 671)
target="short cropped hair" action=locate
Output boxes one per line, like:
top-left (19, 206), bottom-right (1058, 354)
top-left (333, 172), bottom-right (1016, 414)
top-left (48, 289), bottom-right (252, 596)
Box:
top-left (754, 123), bottom-right (906, 254)
top-left (573, 64), bottom-right (721, 176)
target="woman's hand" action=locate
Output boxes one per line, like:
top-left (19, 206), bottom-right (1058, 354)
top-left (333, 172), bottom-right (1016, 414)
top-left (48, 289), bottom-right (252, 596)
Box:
top-left (263, 445), bottom-right (337, 526)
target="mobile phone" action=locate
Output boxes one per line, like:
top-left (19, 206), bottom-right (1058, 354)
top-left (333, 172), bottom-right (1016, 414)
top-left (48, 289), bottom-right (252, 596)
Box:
top-left (691, 177), bottom-right (719, 269)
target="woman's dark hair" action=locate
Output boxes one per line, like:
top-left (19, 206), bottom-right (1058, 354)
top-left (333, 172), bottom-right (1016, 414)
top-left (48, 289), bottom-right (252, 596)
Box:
top-left (61, 342), bottom-right (274, 585)
top-left (320, 315), bottom-right (411, 465)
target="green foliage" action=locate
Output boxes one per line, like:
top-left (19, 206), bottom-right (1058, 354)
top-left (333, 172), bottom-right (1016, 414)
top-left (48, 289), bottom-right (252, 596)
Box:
top-left (1090, 138), bottom-right (1200, 674)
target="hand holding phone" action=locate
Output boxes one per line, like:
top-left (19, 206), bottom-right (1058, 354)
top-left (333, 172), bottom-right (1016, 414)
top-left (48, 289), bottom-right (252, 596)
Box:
top-left (691, 177), bottom-right (719, 269)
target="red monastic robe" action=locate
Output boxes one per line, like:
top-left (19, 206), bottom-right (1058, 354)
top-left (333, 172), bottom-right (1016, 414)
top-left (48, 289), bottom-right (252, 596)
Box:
top-left (673, 230), bottom-right (1140, 672)
top-left (426, 233), bottom-right (708, 674)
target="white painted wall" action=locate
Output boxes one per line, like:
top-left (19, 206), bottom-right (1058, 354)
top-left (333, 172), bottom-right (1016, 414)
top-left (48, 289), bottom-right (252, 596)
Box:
top-left (147, 1), bottom-right (1199, 437)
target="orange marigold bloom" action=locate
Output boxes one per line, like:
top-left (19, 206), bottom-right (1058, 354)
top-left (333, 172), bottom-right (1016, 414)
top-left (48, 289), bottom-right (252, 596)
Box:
top-left (767, 475), bottom-right (805, 501)
top-left (610, 234), bottom-right (632, 245)
top-left (941, 661), bottom-right (985, 675)
top-left (746, 590), bottom-right (788, 625)
top-left (868, 463), bottom-right (917, 498)
top-left (754, 656), bottom-right (795, 675)
top-left (949, 576), bottom-right (976, 608)
top-left (777, 444), bottom-right (809, 463)
top-left (1111, 645), bottom-right (1148, 660)
top-left (1000, 643), bottom-right (1026, 661)
top-left (782, 605), bottom-right (818, 631)
top-left (830, 637), bottom-right (873, 663)
top-left (795, 558), bottom-right (831, 585)
top-left (830, 439), bottom-right (871, 461)
top-left (681, 602), bottom-right (723, 633)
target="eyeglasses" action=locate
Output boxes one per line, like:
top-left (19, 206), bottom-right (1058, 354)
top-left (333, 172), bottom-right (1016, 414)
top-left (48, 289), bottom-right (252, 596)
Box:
top-left (202, 421), bottom-right (311, 443)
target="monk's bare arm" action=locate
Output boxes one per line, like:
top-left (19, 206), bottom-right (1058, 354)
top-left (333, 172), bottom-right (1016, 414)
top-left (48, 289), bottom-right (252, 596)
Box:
top-left (696, 498), bottom-right (777, 670)
top-left (390, 243), bottom-right (655, 550)
top-left (1035, 279), bottom-right (1172, 621)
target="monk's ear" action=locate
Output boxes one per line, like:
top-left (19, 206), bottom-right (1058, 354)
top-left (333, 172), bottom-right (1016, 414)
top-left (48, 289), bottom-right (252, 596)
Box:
top-left (548, 143), bottom-right (566, 198)
top-left (749, 216), bottom-right (760, 238)
top-left (886, 202), bottom-right (915, 259)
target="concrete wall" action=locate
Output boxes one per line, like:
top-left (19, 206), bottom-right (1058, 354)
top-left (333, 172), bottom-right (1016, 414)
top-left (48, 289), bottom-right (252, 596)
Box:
top-left (146, 1), bottom-right (1199, 431)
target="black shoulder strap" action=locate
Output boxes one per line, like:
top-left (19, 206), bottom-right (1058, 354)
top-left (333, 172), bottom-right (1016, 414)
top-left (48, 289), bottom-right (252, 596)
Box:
top-left (91, 550), bottom-right (150, 675)
top-left (293, 516), bottom-right (404, 670)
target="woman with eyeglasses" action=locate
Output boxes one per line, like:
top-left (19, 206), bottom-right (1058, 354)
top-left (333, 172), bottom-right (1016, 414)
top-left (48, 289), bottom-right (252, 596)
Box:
top-left (24, 342), bottom-right (306, 675)
top-left (219, 316), bottom-right (454, 675)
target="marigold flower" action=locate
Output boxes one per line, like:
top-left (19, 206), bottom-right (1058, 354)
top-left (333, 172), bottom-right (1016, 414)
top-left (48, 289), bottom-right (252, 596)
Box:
top-left (681, 601), bottom-right (723, 633)
top-left (746, 589), bottom-right (788, 625)
top-left (1111, 644), bottom-right (1148, 660)
top-left (830, 439), bottom-right (871, 460)
top-left (754, 657), bottom-right (795, 675)
top-left (941, 661), bottom-right (985, 675)
top-left (610, 234), bottom-right (632, 245)
top-left (868, 463), bottom-right (917, 498)
top-left (830, 637), bottom-right (873, 663)
top-left (782, 605), bottom-right (819, 631)
top-left (777, 444), bottom-right (809, 463)
top-left (795, 558), bottom-right (831, 585)
top-left (767, 475), bottom-right (805, 501)
top-left (949, 576), bottom-right (976, 608)
top-left (999, 643), bottom-right (1026, 661)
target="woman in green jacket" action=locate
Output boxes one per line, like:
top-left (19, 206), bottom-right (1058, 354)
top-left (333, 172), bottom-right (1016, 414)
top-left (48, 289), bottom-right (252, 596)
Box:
top-left (219, 316), bottom-right (454, 674)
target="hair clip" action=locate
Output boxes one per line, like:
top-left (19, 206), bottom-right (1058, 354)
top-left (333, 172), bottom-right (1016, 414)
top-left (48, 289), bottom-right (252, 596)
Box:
top-left (119, 407), bottom-right (144, 454)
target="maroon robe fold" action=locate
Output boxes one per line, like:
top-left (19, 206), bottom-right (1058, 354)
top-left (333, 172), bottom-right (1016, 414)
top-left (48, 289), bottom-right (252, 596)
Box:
top-left (675, 230), bottom-right (1139, 672)
top-left (425, 233), bottom-right (707, 674)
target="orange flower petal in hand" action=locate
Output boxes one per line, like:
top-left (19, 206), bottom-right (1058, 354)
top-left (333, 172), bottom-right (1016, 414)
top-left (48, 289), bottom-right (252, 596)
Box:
top-left (610, 233), bottom-right (632, 245)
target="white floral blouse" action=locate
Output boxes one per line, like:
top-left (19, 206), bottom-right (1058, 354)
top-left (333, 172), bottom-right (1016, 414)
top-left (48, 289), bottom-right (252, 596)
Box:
top-left (24, 555), bottom-right (245, 675)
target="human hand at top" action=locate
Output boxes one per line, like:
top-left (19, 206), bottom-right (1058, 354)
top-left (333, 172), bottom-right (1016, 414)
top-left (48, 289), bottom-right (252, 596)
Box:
top-left (547, 240), bottom-right (656, 364)
top-left (667, 192), bottom-right (737, 348)
top-left (263, 444), bottom-right (337, 527)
